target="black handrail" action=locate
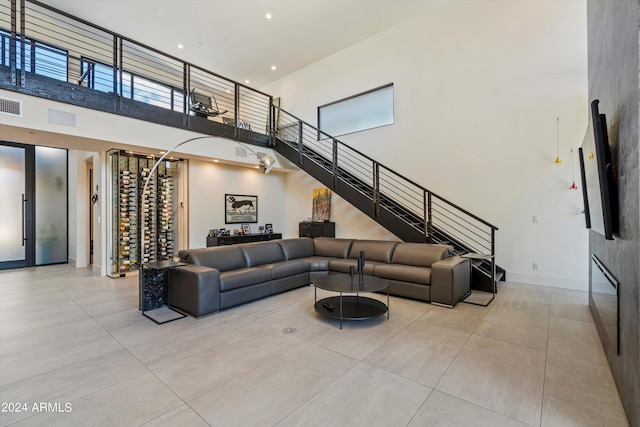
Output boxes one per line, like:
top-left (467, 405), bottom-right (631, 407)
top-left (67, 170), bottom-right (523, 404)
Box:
top-left (2, 0), bottom-right (274, 139)
top-left (273, 105), bottom-right (499, 231)
top-left (27, 0), bottom-right (270, 98)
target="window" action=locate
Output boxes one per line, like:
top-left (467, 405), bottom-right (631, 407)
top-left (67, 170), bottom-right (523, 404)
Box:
top-left (80, 57), bottom-right (183, 112)
top-left (32, 42), bottom-right (67, 81)
top-left (318, 83), bottom-right (394, 138)
top-left (1, 31), bottom-right (9, 67)
top-left (0, 30), bottom-right (68, 81)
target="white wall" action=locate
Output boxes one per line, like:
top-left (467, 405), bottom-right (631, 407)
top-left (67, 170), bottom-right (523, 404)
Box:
top-left (282, 170), bottom-right (398, 241)
top-left (0, 89), bottom-right (295, 274)
top-left (188, 160), bottom-right (289, 248)
top-left (263, 0), bottom-right (590, 289)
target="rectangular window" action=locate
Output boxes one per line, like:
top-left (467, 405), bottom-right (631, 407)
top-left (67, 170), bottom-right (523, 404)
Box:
top-left (1, 30), bottom-right (68, 81)
top-left (1, 31), bottom-right (8, 67)
top-left (133, 75), bottom-right (172, 109)
top-left (318, 83), bottom-right (393, 138)
top-left (80, 59), bottom-right (118, 92)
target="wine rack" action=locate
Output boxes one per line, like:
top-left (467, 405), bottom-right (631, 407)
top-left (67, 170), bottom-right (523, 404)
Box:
top-left (107, 150), bottom-right (183, 278)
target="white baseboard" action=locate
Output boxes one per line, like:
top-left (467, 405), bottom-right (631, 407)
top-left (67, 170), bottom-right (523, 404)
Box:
top-left (68, 257), bottom-right (88, 268)
top-left (92, 263), bottom-right (103, 276)
top-left (505, 272), bottom-right (588, 292)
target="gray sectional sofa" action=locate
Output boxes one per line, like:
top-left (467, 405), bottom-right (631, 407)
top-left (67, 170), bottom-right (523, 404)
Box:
top-left (171, 237), bottom-right (470, 318)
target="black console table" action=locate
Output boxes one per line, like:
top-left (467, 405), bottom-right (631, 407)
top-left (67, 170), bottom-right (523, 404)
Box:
top-left (206, 233), bottom-right (282, 247)
top-left (299, 222), bottom-right (335, 238)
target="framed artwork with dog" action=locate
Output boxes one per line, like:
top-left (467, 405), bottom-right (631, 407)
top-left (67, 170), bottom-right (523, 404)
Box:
top-left (225, 194), bottom-right (258, 224)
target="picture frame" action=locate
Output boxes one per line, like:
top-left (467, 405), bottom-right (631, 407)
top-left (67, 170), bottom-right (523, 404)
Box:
top-left (242, 224), bottom-right (251, 235)
top-left (265, 223), bottom-right (273, 234)
top-left (225, 194), bottom-right (258, 224)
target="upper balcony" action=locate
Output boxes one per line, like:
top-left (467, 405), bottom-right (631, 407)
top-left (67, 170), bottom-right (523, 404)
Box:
top-left (0, 0), bottom-right (273, 148)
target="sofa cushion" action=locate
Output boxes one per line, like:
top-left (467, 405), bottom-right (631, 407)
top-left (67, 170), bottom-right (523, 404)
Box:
top-left (329, 258), bottom-right (377, 276)
top-left (262, 260), bottom-right (310, 279)
top-left (391, 243), bottom-right (453, 268)
top-left (219, 268), bottom-right (272, 291)
top-left (187, 246), bottom-right (247, 271)
top-left (241, 242), bottom-right (285, 267)
top-left (374, 264), bottom-right (431, 285)
top-left (348, 240), bottom-right (398, 263)
top-left (313, 237), bottom-right (354, 258)
top-left (278, 238), bottom-right (315, 260)
top-left (299, 256), bottom-right (332, 271)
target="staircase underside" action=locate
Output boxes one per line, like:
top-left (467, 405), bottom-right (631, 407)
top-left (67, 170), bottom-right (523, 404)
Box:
top-left (274, 137), bottom-right (504, 292)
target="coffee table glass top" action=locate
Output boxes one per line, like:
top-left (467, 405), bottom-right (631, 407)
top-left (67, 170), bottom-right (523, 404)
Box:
top-left (313, 274), bottom-right (388, 293)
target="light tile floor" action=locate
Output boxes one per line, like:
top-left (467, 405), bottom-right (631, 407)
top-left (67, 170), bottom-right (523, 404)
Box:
top-left (0, 265), bottom-right (629, 427)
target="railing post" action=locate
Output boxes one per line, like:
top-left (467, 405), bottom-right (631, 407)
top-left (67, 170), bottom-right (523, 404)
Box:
top-left (112, 35), bottom-right (118, 112)
top-left (268, 96), bottom-right (274, 146)
top-left (426, 190), bottom-right (432, 243)
top-left (373, 162), bottom-right (380, 217)
top-left (183, 63), bottom-right (190, 126)
top-left (118, 37), bottom-right (124, 110)
top-left (491, 227), bottom-right (496, 293)
top-left (10, 0), bottom-right (17, 85)
top-left (332, 138), bottom-right (338, 188)
top-left (297, 120), bottom-right (304, 166)
top-left (18, 0), bottom-right (25, 86)
top-left (233, 83), bottom-right (240, 138)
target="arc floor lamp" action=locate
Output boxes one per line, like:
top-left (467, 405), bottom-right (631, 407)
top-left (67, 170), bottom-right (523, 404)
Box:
top-left (138, 135), bottom-right (275, 322)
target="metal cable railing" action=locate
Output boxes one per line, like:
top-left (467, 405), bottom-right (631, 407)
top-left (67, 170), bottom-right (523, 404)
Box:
top-left (1, 0), bottom-right (272, 138)
top-left (274, 105), bottom-right (499, 279)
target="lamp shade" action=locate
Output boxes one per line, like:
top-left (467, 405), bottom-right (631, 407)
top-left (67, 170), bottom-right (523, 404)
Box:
top-left (259, 155), bottom-right (275, 174)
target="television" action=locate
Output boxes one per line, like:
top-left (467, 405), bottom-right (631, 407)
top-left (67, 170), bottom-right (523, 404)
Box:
top-left (579, 100), bottom-right (618, 240)
top-left (192, 91), bottom-right (211, 107)
top-left (577, 147), bottom-right (591, 229)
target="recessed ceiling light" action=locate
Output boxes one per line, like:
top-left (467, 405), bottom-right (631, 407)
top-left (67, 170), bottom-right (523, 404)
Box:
top-left (213, 159), bottom-right (219, 163)
top-left (226, 89), bottom-right (231, 93)
top-left (245, 79), bottom-right (250, 84)
top-left (271, 65), bottom-right (276, 71)
top-left (265, 12), bottom-right (272, 19)
top-left (160, 151), bottom-right (166, 154)
top-left (177, 44), bottom-right (183, 49)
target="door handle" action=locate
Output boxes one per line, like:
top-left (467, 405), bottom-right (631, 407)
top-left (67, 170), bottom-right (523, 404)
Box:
top-left (22, 193), bottom-right (26, 246)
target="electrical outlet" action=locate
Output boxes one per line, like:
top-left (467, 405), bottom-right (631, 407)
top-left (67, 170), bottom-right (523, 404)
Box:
top-left (533, 262), bottom-right (541, 271)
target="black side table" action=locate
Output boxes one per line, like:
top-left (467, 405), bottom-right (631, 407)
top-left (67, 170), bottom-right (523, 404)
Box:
top-left (139, 260), bottom-right (186, 324)
top-left (461, 253), bottom-right (495, 307)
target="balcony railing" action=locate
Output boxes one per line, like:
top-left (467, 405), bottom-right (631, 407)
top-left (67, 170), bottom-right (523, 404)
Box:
top-left (0, 0), bottom-right (273, 142)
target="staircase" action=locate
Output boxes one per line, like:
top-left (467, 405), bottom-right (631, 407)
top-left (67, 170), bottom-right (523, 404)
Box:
top-left (272, 106), bottom-right (504, 292)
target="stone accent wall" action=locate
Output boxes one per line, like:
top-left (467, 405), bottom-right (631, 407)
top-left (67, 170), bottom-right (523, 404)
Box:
top-left (587, 0), bottom-right (640, 425)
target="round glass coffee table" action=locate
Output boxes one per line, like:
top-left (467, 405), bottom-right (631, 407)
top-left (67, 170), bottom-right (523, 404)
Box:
top-left (313, 274), bottom-right (389, 329)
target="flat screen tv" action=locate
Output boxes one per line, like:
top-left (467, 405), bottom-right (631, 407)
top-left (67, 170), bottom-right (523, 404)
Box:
top-left (579, 100), bottom-right (618, 240)
top-left (577, 147), bottom-right (591, 229)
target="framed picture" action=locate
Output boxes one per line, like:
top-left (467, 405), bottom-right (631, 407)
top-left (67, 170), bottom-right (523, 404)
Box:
top-left (312, 188), bottom-right (331, 222)
top-left (265, 223), bottom-right (273, 234)
top-left (242, 224), bottom-right (251, 235)
top-left (225, 194), bottom-right (257, 224)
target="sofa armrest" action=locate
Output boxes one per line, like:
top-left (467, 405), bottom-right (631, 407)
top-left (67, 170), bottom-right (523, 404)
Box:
top-left (430, 256), bottom-right (470, 307)
top-left (170, 264), bottom-right (221, 317)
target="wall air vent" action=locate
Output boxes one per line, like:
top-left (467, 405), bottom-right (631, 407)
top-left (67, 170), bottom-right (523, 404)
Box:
top-left (0, 97), bottom-right (22, 116)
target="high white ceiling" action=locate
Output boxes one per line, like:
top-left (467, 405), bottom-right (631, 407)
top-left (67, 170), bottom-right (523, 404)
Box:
top-left (39, 0), bottom-right (432, 88)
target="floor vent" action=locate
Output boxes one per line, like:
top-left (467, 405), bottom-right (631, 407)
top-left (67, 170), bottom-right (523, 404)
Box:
top-left (0, 97), bottom-right (21, 116)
